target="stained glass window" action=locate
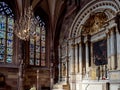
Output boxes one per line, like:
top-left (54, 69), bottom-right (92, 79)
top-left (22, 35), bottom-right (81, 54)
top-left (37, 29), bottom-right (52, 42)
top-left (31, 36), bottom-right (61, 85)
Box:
top-left (0, 2), bottom-right (14, 63)
top-left (29, 16), bottom-right (46, 66)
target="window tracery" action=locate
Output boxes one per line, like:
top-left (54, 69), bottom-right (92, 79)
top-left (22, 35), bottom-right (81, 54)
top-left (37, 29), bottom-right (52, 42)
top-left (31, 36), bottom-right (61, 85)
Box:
top-left (29, 16), bottom-right (46, 67)
top-left (0, 2), bottom-right (14, 63)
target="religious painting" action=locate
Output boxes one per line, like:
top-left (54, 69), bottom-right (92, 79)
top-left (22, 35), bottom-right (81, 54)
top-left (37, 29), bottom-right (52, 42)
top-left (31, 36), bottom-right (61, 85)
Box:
top-left (93, 39), bottom-right (107, 66)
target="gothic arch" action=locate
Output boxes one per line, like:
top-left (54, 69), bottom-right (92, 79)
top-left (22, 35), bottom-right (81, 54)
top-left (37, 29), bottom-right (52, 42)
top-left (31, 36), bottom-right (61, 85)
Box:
top-left (69, 0), bottom-right (120, 39)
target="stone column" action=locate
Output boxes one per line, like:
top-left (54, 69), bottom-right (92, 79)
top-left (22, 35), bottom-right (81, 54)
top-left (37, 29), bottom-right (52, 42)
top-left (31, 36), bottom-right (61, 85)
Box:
top-left (75, 43), bottom-right (79, 90)
top-left (71, 44), bottom-right (75, 74)
top-left (85, 42), bottom-right (89, 79)
top-left (106, 32), bottom-right (111, 70)
top-left (70, 41), bottom-right (76, 90)
top-left (68, 42), bottom-right (72, 75)
top-left (110, 28), bottom-right (117, 70)
top-left (78, 40), bottom-right (83, 80)
top-left (116, 26), bottom-right (120, 70)
top-left (85, 36), bottom-right (90, 75)
top-left (58, 45), bottom-right (62, 82)
top-left (50, 63), bottom-right (54, 90)
top-left (114, 27), bottom-right (117, 69)
top-left (90, 42), bottom-right (94, 67)
top-left (66, 41), bottom-right (69, 84)
top-left (75, 44), bottom-right (79, 73)
top-left (37, 69), bottom-right (39, 90)
top-left (18, 60), bottom-right (24, 90)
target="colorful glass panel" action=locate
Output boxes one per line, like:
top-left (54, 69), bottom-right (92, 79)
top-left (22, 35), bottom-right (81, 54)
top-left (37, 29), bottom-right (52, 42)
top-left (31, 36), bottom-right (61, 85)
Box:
top-left (8, 25), bottom-right (13, 32)
top-left (41, 60), bottom-right (45, 66)
top-left (41, 35), bottom-right (45, 41)
top-left (8, 18), bottom-right (13, 33)
top-left (29, 16), bottom-right (46, 66)
top-left (8, 17), bottom-right (13, 25)
top-left (41, 46), bottom-right (45, 53)
top-left (7, 33), bottom-right (13, 39)
top-left (0, 54), bottom-right (4, 61)
top-left (36, 45), bottom-right (40, 52)
top-left (36, 59), bottom-right (40, 65)
top-left (36, 26), bottom-right (40, 33)
top-left (30, 52), bottom-right (34, 58)
top-left (41, 41), bottom-right (45, 46)
top-left (36, 40), bottom-right (40, 45)
top-left (36, 53), bottom-right (40, 58)
top-left (30, 44), bottom-right (34, 52)
top-left (0, 31), bottom-right (5, 38)
top-left (7, 48), bottom-right (13, 55)
top-left (0, 47), bottom-right (5, 54)
top-left (7, 39), bottom-right (12, 47)
top-left (6, 55), bottom-right (12, 63)
top-left (0, 15), bottom-right (6, 31)
top-left (30, 39), bottom-right (34, 44)
top-left (6, 17), bottom-right (13, 63)
top-left (41, 53), bottom-right (45, 59)
top-left (30, 59), bottom-right (34, 65)
top-left (0, 2), bottom-right (14, 63)
top-left (0, 39), bottom-right (5, 45)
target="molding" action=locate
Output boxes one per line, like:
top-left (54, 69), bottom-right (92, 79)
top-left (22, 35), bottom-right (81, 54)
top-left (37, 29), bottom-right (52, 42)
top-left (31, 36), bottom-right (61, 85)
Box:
top-left (69, 0), bottom-right (120, 39)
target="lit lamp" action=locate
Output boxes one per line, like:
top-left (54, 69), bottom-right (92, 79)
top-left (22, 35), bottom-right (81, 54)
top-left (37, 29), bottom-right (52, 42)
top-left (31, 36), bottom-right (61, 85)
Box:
top-left (14, 6), bottom-right (38, 41)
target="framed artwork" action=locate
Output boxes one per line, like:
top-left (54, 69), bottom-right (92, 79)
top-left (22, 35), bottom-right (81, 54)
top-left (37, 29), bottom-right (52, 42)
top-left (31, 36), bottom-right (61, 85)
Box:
top-left (93, 39), bottom-right (107, 66)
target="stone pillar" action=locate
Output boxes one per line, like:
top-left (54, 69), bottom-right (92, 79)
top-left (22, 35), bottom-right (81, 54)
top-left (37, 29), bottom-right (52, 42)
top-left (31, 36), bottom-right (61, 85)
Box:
top-left (106, 31), bottom-right (111, 70)
top-left (110, 28), bottom-right (117, 70)
top-left (78, 41), bottom-right (83, 80)
top-left (114, 27), bottom-right (117, 69)
top-left (37, 69), bottom-right (39, 90)
top-left (70, 41), bottom-right (76, 90)
top-left (85, 36), bottom-right (90, 77)
top-left (85, 42), bottom-right (89, 79)
top-left (58, 45), bottom-right (62, 82)
top-left (68, 43), bottom-right (72, 75)
top-left (18, 60), bottom-right (24, 90)
top-left (71, 44), bottom-right (75, 74)
top-left (50, 63), bottom-right (54, 90)
top-left (75, 44), bottom-right (79, 73)
top-left (66, 41), bottom-right (69, 84)
top-left (116, 26), bottom-right (120, 70)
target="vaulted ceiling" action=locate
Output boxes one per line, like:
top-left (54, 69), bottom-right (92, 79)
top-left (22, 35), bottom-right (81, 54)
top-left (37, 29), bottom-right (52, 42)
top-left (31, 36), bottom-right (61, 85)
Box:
top-left (15, 0), bottom-right (66, 29)
top-left (2, 0), bottom-right (81, 41)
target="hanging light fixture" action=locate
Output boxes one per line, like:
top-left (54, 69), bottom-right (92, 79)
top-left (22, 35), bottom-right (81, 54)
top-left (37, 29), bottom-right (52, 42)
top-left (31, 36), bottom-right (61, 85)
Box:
top-left (14, 6), bottom-right (39, 41)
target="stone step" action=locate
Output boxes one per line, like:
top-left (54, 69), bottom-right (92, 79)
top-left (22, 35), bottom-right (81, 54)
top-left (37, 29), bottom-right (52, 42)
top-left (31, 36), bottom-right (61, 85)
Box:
top-left (52, 89), bottom-right (63, 90)
top-left (52, 82), bottom-right (69, 90)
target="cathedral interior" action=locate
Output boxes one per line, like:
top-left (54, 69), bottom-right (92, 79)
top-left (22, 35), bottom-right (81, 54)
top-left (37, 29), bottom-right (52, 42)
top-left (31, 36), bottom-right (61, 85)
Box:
top-left (0, 0), bottom-right (120, 90)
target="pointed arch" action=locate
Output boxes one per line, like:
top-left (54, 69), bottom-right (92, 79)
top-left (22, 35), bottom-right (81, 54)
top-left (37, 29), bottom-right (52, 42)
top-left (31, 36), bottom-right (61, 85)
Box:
top-left (0, 1), bottom-right (15, 63)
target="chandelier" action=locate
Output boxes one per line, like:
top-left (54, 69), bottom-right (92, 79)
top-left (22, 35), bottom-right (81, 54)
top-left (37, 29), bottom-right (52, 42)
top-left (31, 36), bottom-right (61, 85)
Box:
top-left (14, 6), bottom-right (39, 41)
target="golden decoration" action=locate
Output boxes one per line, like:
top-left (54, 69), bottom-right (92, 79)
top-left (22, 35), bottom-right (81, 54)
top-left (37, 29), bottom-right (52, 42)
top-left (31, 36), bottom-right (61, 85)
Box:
top-left (82, 12), bottom-right (108, 35)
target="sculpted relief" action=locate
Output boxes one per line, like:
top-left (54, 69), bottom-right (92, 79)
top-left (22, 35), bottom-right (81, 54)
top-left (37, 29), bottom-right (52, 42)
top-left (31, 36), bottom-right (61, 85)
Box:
top-left (82, 12), bottom-right (108, 35)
